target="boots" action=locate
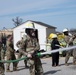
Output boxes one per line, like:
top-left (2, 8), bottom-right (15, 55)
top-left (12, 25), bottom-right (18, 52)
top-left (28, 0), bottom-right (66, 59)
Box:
top-left (6, 69), bottom-right (10, 72)
top-left (65, 63), bottom-right (69, 66)
top-left (13, 67), bottom-right (17, 71)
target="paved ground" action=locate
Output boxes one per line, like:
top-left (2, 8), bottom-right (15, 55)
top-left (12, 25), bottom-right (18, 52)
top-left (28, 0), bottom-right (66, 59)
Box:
top-left (5, 57), bottom-right (76, 75)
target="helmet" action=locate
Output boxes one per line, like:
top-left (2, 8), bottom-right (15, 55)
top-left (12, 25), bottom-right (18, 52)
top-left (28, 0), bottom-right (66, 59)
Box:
top-left (25, 28), bottom-right (37, 34)
top-left (63, 28), bottom-right (68, 32)
top-left (25, 23), bottom-right (35, 29)
top-left (48, 33), bottom-right (54, 39)
top-left (52, 34), bottom-right (57, 39)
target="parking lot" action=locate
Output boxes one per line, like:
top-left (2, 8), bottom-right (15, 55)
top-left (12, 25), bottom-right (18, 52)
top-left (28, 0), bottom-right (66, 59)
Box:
top-left (5, 57), bottom-right (76, 75)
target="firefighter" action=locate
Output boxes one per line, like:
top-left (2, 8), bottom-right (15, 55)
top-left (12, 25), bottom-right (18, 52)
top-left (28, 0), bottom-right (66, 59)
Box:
top-left (51, 34), bottom-right (60, 67)
top-left (16, 33), bottom-right (28, 68)
top-left (72, 34), bottom-right (76, 65)
top-left (0, 41), bottom-right (5, 75)
top-left (6, 35), bottom-right (17, 72)
top-left (63, 28), bottom-right (75, 66)
top-left (18, 28), bottom-right (43, 75)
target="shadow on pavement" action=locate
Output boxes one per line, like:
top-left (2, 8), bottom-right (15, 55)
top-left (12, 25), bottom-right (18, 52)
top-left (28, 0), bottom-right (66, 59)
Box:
top-left (60, 62), bottom-right (72, 66)
top-left (44, 70), bottom-right (61, 75)
top-left (16, 66), bottom-right (29, 71)
top-left (42, 63), bottom-right (47, 64)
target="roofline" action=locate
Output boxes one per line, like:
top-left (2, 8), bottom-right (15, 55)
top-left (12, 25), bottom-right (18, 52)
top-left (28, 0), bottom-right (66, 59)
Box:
top-left (13, 20), bottom-right (56, 29)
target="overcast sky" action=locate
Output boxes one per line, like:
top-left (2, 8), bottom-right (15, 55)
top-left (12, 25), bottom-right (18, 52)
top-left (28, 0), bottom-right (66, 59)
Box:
top-left (0, 0), bottom-right (76, 31)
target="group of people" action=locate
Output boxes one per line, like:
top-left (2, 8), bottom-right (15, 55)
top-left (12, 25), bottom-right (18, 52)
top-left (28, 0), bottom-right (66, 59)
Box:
top-left (16, 28), bottom-right (44, 75)
top-left (16, 28), bottom-right (43, 75)
top-left (0, 34), bottom-right (18, 75)
top-left (51, 28), bottom-right (76, 67)
top-left (0, 28), bottom-right (76, 75)
top-left (0, 28), bottom-right (43, 75)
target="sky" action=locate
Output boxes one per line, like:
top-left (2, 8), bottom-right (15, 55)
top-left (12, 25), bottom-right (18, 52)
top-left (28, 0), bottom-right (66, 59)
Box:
top-left (0, 0), bottom-right (76, 32)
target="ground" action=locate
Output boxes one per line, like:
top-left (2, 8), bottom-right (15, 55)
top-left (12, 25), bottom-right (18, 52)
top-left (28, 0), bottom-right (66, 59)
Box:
top-left (5, 57), bottom-right (76, 75)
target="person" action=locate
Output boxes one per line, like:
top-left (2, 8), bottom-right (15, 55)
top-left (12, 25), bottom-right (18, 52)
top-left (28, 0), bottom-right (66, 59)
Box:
top-left (0, 34), bottom-right (6, 61)
top-left (6, 35), bottom-right (17, 72)
top-left (51, 34), bottom-right (60, 67)
top-left (18, 28), bottom-right (43, 75)
top-left (63, 28), bottom-right (75, 66)
top-left (16, 34), bottom-right (28, 68)
top-left (71, 34), bottom-right (76, 65)
top-left (0, 41), bottom-right (5, 75)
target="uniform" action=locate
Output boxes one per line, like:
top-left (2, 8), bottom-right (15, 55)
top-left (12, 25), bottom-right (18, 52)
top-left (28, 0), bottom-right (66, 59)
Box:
top-left (26, 36), bottom-right (43, 75)
top-left (63, 29), bottom-right (73, 65)
top-left (73, 48), bottom-right (76, 64)
top-left (19, 29), bottom-right (43, 75)
top-left (0, 42), bottom-right (5, 75)
top-left (72, 37), bottom-right (76, 64)
top-left (1, 48), bottom-right (5, 61)
top-left (64, 34), bottom-right (74, 65)
top-left (6, 35), bottom-right (17, 72)
top-left (51, 34), bottom-right (60, 67)
top-left (16, 38), bottom-right (27, 68)
top-left (51, 39), bottom-right (60, 66)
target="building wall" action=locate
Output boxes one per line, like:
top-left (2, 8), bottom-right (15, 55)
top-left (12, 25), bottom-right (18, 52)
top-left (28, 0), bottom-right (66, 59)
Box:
top-left (34, 23), bottom-right (47, 50)
top-left (13, 21), bottom-right (47, 50)
top-left (13, 28), bottom-right (25, 50)
top-left (0, 30), bottom-right (13, 41)
top-left (0, 30), bottom-right (13, 36)
top-left (46, 28), bottom-right (56, 38)
top-left (13, 21), bottom-right (56, 51)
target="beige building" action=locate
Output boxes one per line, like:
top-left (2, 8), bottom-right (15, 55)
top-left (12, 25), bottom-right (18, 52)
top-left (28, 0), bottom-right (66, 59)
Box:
top-left (0, 28), bottom-right (13, 41)
top-left (0, 29), bottom-right (13, 35)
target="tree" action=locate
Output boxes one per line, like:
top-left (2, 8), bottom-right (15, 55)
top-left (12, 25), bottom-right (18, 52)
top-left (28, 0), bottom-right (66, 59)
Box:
top-left (12, 16), bottom-right (23, 27)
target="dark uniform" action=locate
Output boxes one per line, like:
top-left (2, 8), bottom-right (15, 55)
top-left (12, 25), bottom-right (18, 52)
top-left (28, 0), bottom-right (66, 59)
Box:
top-left (51, 36), bottom-right (60, 67)
top-left (19, 29), bottom-right (43, 75)
top-left (6, 35), bottom-right (17, 72)
top-left (0, 42), bottom-right (5, 75)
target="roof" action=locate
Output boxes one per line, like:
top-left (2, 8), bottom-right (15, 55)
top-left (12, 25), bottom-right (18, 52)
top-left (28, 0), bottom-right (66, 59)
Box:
top-left (31, 20), bottom-right (56, 28)
top-left (13, 20), bottom-right (56, 29)
top-left (0, 28), bottom-right (13, 32)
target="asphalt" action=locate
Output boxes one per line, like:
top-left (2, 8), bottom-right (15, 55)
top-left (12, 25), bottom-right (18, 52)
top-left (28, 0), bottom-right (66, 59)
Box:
top-left (5, 57), bottom-right (76, 75)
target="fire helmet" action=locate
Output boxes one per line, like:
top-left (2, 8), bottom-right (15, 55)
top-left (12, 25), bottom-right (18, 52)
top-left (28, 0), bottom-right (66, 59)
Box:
top-left (63, 28), bottom-right (68, 32)
top-left (52, 34), bottom-right (57, 39)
